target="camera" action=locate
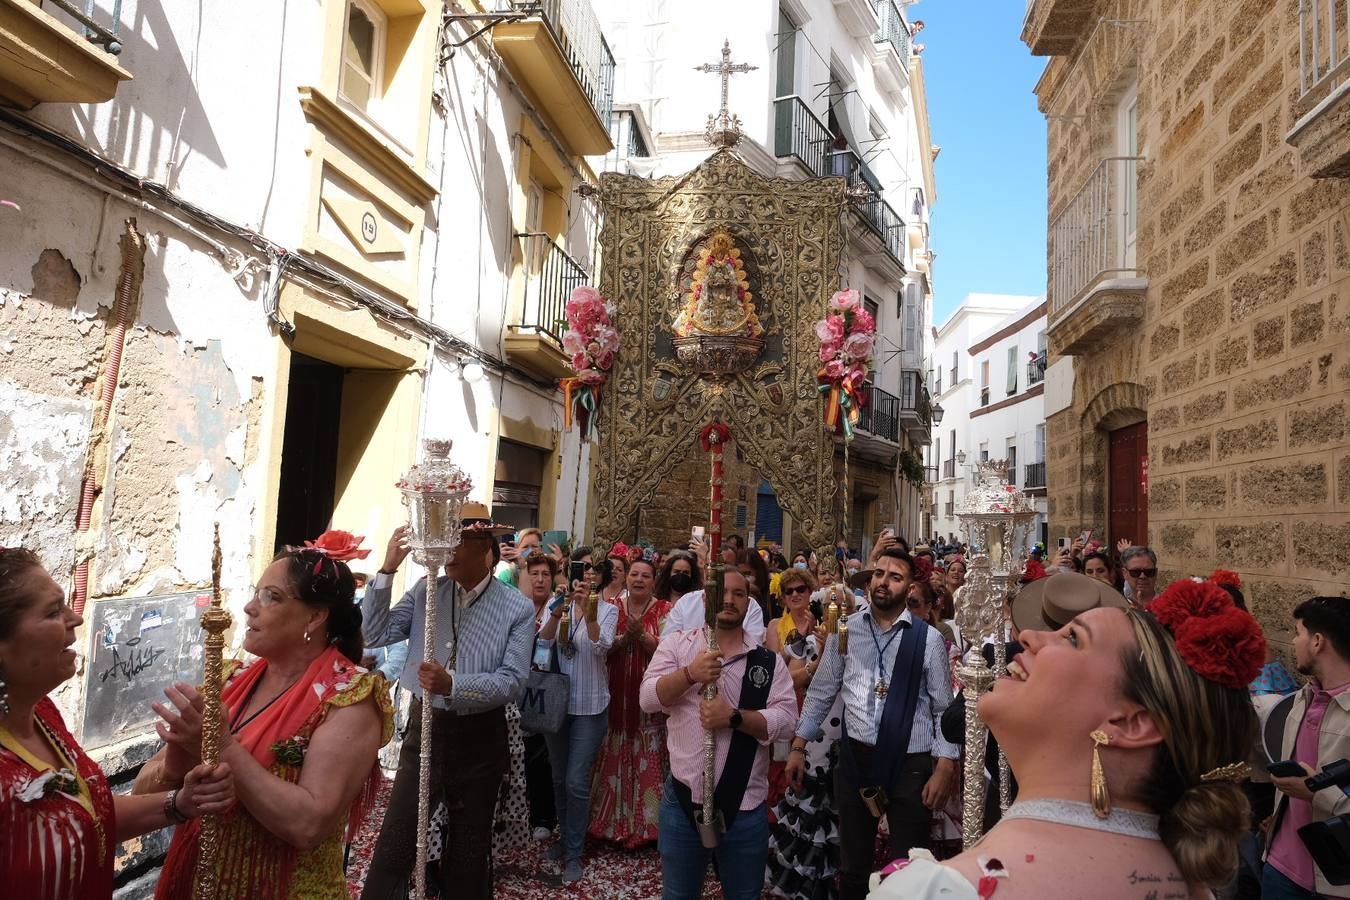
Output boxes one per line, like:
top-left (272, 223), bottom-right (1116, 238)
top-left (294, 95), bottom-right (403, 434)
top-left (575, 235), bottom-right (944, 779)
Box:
top-left (1297, 758), bottom-right (1350, 884)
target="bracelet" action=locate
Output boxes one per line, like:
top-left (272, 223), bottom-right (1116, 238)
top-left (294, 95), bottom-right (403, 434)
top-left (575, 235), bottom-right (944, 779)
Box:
top-left (164, 788), bottom-right (191, 824)
top-left (788, 746), bottom-right (807, 757)
top-left (682, 665), bottom-right (696, 687)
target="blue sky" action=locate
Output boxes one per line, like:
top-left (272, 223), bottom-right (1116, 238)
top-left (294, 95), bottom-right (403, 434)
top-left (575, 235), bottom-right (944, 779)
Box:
top-left (917, 2), bottom-right (1049, 323)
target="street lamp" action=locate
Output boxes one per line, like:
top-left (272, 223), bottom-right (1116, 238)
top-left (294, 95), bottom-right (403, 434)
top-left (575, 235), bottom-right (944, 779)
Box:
top-left (956, 450), bottom-right (966, 465)
top-left (931, 402), bottom-right (944, 424)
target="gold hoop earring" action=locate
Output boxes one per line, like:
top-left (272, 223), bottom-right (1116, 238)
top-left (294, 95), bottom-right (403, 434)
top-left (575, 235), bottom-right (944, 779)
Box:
top-left (1090, 729), bottom-right (1111, 818)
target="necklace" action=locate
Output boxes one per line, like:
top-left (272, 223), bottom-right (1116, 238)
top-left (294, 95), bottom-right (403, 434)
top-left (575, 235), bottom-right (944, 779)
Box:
top-left (229, 673), bottom-right (301, 735)
top-left (867, 615), bottom-right (903, 699)
top-left (1001, 799), bottom-right (1160, 840)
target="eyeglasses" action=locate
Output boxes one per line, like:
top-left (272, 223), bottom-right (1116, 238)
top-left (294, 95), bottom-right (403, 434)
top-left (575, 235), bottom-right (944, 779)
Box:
top-left (250, 585), bottom-right (293, 607)
top-left (783, 585), bottom-right (810, 596)
top-left (1126, 567), bottom-right (1158, 578)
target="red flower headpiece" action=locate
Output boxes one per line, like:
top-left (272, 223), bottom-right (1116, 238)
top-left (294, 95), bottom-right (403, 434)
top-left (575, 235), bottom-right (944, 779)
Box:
top-left (304, 530), bottom-right (370, 563)
top-left (1020, 559), bottom-right (1048, 583)
top-left (1208, 569), bottom-right (1243, 590)
top-left (608, 541), bottom-right (631, 561)
top-left (912, 553), bottom-right (934, 584)
top-left (1146, 579), bottom-right (1266, 691)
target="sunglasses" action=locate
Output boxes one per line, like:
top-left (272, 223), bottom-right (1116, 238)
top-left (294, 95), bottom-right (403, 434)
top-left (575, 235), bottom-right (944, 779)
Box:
top-left (783, 585), bottom-right (810, 596)
top-left (1126, 567), bottom-right (1158, 578)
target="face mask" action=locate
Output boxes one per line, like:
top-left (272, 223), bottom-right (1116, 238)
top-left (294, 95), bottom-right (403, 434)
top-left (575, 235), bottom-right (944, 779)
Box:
top-left (669, 572), bottom-right (694, 593)
top-left (793, 561), bottom-right (808, 570)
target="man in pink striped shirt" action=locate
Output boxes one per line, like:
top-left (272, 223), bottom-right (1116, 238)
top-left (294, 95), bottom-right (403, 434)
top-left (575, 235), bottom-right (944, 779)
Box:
top-left (640, 568), bottom-right (798, 899)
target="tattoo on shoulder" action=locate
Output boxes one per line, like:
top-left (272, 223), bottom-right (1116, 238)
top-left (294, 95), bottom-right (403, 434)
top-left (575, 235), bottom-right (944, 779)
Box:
top-left (1128, 869), bottom-right (1186, 899)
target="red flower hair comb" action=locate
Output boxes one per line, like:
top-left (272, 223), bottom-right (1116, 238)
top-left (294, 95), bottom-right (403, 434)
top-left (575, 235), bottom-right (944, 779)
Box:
top-left (1146, 579), bottom-right (1265, 690)
top-left (1207, 569), bottom-right (1243, 590)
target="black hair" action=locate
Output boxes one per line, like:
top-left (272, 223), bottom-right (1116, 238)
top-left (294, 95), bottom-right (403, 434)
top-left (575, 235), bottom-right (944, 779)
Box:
top-left (1216, 582), bottom-right (1246, 612)
top-left (1294, 596), bottom-right (1350, 660)
top-left (275, 547), bottom-right (363, 663)
top-left (655, 550), bottom-right (702, 601)
top-left (875, 547), bottom-right (916, 578)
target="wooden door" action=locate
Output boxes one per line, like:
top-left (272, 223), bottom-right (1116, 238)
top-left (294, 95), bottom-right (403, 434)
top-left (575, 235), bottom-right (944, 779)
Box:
top-left (1108, 421), bottom-right (1148, 547)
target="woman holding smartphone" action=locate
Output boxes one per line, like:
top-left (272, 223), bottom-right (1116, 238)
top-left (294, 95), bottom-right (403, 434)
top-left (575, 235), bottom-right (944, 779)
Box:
top-left (536, 553), bottom-right (619, 884)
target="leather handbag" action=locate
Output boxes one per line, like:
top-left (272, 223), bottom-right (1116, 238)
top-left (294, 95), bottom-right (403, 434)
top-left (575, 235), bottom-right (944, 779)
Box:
top-left (518, 639), bottom-right (569, 735)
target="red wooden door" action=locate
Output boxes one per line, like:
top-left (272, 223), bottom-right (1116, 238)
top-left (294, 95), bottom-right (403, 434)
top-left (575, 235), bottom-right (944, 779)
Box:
top-left (1108, 421), bottom-right (1148, 547)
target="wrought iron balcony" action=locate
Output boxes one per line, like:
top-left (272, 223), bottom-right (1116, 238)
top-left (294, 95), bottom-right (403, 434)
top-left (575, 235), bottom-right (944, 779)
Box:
top-left (873, 0), bottom-right (911, 69)
top-left (773, 96), bottom-right (832, 176)
top-left (1290, 0), bottom-right (1350, 178)
top-left (857, 383), bottom-right (901, 443)
top-left (1027, 351), bottom-right (1047, 386)
top-left (944, 501), bottom-right (955, 518)
top-left (505, 235), bottom-right (589, 379)
top-left (493, 0), bottom-right (616, 154)
top-left (0, 0), bottom-right (131, 107)
top-left (924, 465), bottom-right (940, 483)
top-left (942, 458), bottom-right (957, 480)
top-left (832, 149), bottom-right (906, 266)
top-left (1024, 461), bottom-right (1047, 489)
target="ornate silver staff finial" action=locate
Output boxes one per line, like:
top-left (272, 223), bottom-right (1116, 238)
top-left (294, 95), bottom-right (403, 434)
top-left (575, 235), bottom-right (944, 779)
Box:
top-left (694, 40), bottom-right (758, 148)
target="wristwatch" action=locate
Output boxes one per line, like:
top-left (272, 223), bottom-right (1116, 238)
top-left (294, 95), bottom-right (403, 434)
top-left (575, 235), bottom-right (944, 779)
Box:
top-left (729, 708), bottom-right (743, 730)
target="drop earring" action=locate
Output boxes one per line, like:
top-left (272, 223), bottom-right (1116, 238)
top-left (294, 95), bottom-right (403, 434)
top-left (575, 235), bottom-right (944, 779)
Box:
top-left (304, 629), bottom-right (312, 643)
top-left (1090, 729), bottom-right (1111, 818)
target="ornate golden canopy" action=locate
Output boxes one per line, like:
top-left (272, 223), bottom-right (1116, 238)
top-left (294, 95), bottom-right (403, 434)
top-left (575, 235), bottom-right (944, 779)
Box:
top-left (591, 149), bottom-right (847, 556)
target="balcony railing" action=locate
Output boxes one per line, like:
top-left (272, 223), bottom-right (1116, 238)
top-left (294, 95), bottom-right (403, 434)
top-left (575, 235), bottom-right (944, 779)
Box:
top-left (898, 369), bottom-right (930, 422)
top-left (1298, 0), bottom-right (1350, 99)
top-left (46, 0), bottom-right (125, 55)
top-left (873, 0), bottom-right (911, 70)
top-left (1050, 156), bottom-right (1143, 317)
top-left (1028, 351), bottom-right (1047, 386)
top-left (504, 0), bottom-right (615, 125)
top-left (944, 501), bottom-right (955, 518)
top-left (942, 458), bottom-right (956, 480)
top-left (858, 383), bottom-right (901, 442)
top-left (1024, 461), bottom-right (1047, 489)
top-left (830, 148), bottom-right (906, 265)
top-left (924, 465), bottom-right (940, 483)
top-left (774, 96), bottom-right (832, 176)
top-left (520, 236), bottom-right (589, 343)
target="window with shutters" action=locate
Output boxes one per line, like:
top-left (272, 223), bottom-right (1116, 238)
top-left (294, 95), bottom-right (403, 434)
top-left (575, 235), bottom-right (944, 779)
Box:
top-left (340, 0), bottom-right (385, 113)
top-left (1006, 345), bottom-right (1019, 395)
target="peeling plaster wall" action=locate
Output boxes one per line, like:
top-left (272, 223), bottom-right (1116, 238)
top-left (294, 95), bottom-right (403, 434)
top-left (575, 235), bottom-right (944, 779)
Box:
top-left (0, 149), bottom-right (272, 742)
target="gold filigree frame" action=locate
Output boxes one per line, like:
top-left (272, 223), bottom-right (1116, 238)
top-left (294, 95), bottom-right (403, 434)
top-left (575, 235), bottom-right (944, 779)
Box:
top-left (592, 150), bottom-right (846, 556)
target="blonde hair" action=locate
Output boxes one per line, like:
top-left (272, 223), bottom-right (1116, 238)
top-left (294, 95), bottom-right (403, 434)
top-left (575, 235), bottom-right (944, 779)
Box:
top-left (1122, 609), bottom-right (1257, 887)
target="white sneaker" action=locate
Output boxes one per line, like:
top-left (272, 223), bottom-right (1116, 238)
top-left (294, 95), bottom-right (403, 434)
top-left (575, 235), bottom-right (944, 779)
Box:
top-left (533, 826), bottom-right (552, 841)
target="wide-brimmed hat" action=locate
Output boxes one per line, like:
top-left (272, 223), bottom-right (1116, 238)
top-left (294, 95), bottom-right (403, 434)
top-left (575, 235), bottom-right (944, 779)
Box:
top-left (1011, 571), bottom-right (1128, 633)
top-left (460, 501), bottom-right (514, 537)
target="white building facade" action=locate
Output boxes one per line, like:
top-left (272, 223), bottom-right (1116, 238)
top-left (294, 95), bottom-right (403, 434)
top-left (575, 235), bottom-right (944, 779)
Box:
top-left (592, 0), bottom-right (939, 545)
top-left (927, 294), bottom-right (1048, 544)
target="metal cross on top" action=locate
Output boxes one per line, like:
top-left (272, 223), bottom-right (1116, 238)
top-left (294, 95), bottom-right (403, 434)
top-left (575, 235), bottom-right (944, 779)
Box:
top-left (694, 40), bottom-right (757, 148)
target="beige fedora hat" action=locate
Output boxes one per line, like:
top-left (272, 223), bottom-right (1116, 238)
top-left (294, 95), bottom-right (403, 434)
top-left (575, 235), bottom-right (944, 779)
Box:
top-left (1011, 571), bottom-right (1128, 633)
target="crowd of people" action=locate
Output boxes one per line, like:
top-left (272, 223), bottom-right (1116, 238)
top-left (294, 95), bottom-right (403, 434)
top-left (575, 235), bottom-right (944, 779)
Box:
top-left (0, 509), bottom-right (1346, 900)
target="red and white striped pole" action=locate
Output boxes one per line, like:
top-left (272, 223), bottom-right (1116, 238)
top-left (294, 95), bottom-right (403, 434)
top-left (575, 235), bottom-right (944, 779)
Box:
top-left (700, 423), bottom-right (733, 556)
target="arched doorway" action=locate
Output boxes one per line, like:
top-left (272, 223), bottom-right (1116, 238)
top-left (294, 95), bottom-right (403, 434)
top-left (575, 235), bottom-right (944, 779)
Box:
top-left (1081, 382), bottom-right (1148, 549)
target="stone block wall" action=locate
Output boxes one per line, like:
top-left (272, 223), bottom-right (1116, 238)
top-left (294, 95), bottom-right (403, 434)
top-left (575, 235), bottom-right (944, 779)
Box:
top-left (1036, 0), bottom-right (1350, 648)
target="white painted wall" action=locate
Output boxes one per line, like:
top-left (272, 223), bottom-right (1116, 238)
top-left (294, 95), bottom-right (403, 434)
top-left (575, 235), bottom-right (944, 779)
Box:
top-left (927, 294), bottom-right (1041, 542)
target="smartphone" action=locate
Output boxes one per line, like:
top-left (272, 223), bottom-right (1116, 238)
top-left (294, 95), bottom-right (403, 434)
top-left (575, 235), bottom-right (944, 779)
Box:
top-left (532, 638), bottom-right (551, 669)
top-left (498, 532), bottom-right (517, 545)
top-left (1079, 530), bottom-right (1093, 544)
top-left (1267, 759), bottom-right (1307, 778)
top-left (880, 524), bottom-right (897, 535)
top-left (569, 560), bottom-right (586, 584)
top-left (548, 590), bottom-right (568, 612)
top-left (691, 525), bottom-right (706, 541)
top-left (543, 529), bottom-right (568, 549)
top-left (1058, 537), bottom-right (1071, 550)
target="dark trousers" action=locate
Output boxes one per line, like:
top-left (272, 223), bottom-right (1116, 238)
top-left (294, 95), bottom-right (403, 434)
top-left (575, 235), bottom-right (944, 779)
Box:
top-left (360, 698), bottom-right (507, 900)
top-left (524, 732), bottom-right (555, 830)
top-left (835, 743), bottom-right (934, 900)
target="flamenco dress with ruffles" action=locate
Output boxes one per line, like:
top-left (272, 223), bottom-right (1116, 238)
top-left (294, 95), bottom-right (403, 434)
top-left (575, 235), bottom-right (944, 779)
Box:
top-left (767, 633), bottom-right (843, 900)
top-left (587, 597), bottom-right (671, 847)
top-left (155, 646), bottom-right (393, 899)
top-left (0, 697), bottom-right (116, 900)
